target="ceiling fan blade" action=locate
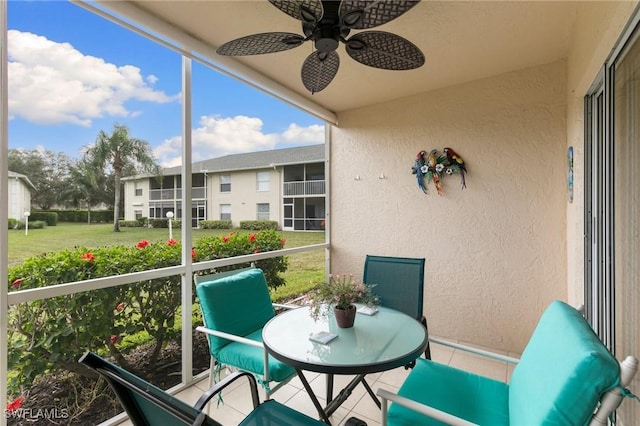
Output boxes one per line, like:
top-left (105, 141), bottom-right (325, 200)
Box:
top-left (346, 31), bottom-right (424, 70)
top-left (339, 0), bottom-right (421, 29)
top-left (269, 0), bottom-right (323, 23)
top-left (301, 51), bottom-right (340, 94)
top-left (217, 33), bottom-right (305, 56)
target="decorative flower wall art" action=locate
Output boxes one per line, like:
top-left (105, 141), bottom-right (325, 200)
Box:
top-left (411, 148), bottom-right (467, 195)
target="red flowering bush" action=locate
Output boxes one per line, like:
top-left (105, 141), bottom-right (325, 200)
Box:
top-left (193, 229), bottom-right (288, 288)
top-left (6, 396), bottom-right (24, 412)
top-left (6, 230), bottom-right (288, 397)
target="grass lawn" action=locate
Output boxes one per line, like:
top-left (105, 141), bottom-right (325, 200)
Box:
top-left (8, 222), bottom-right (326, 300)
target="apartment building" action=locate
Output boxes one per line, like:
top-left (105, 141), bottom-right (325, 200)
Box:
top-left (8, 171), bottom-right (34, 220)
top-left (122, 144), bottom-right (325, 231)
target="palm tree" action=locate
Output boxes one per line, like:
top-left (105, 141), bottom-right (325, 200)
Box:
top-left (86, 124), bottom-right (159, 232)
top-left (58, 158), bottom-right (111, 223)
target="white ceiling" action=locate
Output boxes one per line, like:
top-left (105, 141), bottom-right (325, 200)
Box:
top-left (106, 1), bottom-right (578, 114)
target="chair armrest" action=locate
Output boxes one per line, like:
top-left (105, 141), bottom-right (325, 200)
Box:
top-left (194, 371), bottom-right (260, 411)
top-left (429, 337), bottom-right (520, 364)
top-left (196, 326), bottom-right (276, 383)
top-left (377, 388), bottom-right (478, 426)
top-left (196, 326), bottom-right (263, 349)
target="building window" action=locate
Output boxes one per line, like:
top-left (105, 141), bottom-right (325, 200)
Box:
top-left (220, 174), bottom-right (231, 192)
top-left (257, 203), bottom-right (270, 220)
top-left (257, 171), bottom-right (270, 192)
top-left (134, 210), bottom-right (142, 220)
top-left (220, 204), bottom-right (231, 221)
top-left (135, 182), bottom-right (143, 196)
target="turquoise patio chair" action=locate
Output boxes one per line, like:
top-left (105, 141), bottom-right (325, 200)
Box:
top-left (194, 268), bottom-right (296, 398)
top-left (363, 255), bottom-right (430, 359)
top-left (377, 300), bottom-right (639, 426)
top-left (79, 351), bottom-right (324, 426)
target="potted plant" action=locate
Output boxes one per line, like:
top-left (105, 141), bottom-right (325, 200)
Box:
top-left (307, 274), bottom-right (378, 328)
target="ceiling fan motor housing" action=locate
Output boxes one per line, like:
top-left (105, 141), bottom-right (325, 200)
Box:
top-left (315, 26), bottom-right (340, 52)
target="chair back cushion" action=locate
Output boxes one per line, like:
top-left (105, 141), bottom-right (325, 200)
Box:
top-left (509, 300), bottom-right (620, 425)
top-left (363, 255), bottom-right (425, 320)
top-left (196, 268), bottom-right (275, 354)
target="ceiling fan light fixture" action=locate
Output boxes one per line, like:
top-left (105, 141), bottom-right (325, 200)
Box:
top-left (315, 26), bottom-right (339, 52)
top-left (315, 37), bottom-right (339, 53)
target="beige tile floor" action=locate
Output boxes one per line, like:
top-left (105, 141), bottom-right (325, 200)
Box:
top-left (116, 340), bottom-right (519, 425)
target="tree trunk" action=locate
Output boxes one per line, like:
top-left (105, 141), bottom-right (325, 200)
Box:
top-left (113, 171), bottom-right (121, 232)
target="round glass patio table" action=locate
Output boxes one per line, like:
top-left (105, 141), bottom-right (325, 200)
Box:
top-left (262, 304), bottom-right (428, 375)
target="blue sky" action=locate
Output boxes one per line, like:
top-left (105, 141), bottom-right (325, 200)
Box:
top-left (7, 1), bottom-right (324, 167)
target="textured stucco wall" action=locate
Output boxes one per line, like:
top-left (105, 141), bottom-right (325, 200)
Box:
top-left (330, 61), bottom-right (567, 353)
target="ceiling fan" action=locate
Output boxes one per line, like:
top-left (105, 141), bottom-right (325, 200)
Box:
top-left (216, 0), bottom-right (425, 94)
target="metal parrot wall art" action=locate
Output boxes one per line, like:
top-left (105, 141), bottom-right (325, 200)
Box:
top-left (411, 147), bottom-right (467, 195)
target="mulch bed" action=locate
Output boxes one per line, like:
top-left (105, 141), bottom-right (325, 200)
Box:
top-left (8, 333), bottom-right (211, 425)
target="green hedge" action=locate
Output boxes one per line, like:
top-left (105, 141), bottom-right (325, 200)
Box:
top-left (30, 211), bottom-right (58, 226)
top-left (35, 209), bottom-right (113, 223)
top-left (13, 220), bottom-right (47, 230)
top-left (118, 220), bottom-right (140, 227)
top-left (239, 220), bottom-right (278, 230)
top-left (199, 220), bottom-right (232, 229)
top-left (6, 229), bottom-right (288, 396)
top-left (8, 218), bottom-right (17, 229)
top-left (149, 218), bottom-right (182, 229)
top-left (119, 217), bottom-right (149, 227)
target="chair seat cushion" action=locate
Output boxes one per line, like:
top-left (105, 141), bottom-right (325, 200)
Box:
top-left (388, 358), bottom-right (509, 426)
top-left (217, 329), bottom-right (295, 382)
top-left (509, 300), bottom-right (620, 425)
top-left (239, 400), bottom-right (324, 425)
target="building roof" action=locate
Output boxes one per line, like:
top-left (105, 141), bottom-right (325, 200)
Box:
top-left (8, 170), bottom-right (36, 190)
top-left (126, 144), bottom-right (325, 180)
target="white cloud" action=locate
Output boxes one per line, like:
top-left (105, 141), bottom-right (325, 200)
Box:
top-left (7, 30), bottom-right (179, 127)
top-left (154, 115), bottom-right (325, 167)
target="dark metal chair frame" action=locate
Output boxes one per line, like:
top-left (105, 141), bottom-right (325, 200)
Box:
top-left (79, 351), bottom-right (324, 426)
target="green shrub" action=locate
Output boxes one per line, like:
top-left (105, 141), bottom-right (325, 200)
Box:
top-left (149, 218), bottom-right (182, 229)
top-left (118, 220), bottom-right (140, 227)
top-left (30, 211), bottom-right (58, 226)
top-left (136, 217), bottom-right (148, 227)
top-left (199, 220), bottom-right (232, 229)
top-left (37, 209), bottom-right (113, 223)
top-left (147, 218), bottom-right (173, 228)
top-left (14, 220), bottom-right (47, 230)
top-left (239, 220), bottom-right (278, 230)
top-left (193, 230), bottom-right (288, 288)
top-left (7, 230), bottom-right (288, 395)
top-left (8, 218), bottom-right (17, 229)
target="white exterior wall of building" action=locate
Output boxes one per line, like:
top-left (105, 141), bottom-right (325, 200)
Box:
top-left (124, 168), bottom-right (286, 227)
top-left (8, 177), bottom-right (31, 220)
top-left (208, 168), bottom-right (281, 227)
top-left (123, 179), bottom-right (150, 221)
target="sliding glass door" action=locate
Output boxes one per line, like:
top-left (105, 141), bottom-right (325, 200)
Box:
top-left (585, 9), bottom-right (640, 425)
top-left (613, 24), bottom-right (640, 424)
